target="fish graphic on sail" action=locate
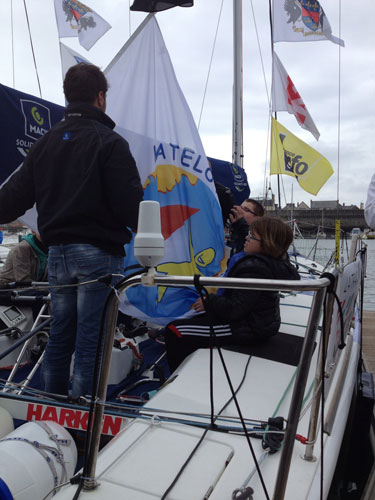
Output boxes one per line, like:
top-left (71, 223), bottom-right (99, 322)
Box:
top-left (105, 15), bottom-right (225, 324)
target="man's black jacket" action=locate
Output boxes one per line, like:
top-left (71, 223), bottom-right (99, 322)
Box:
top-left (0, 103), bottom-right (143, 255)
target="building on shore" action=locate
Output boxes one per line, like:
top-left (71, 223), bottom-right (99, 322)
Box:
top-left (254, 197), bottom-right (367, 237)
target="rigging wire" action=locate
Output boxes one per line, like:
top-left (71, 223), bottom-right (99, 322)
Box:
top-left (278, 169), bottom-right (288, 210)
top-left (197, 0), bottom-right (224, 131)
top-left (249, 0), bottom-right (270, 108)
top-left (358, 246), bottom-right (366, 369)
top-left (268, 0), bottom-right (284, 209)
top-left (199, 282), bottom-right (271, 498)
top-left (263, 113), bottom-right (272, 201)
top-left (128, 0), bottom-right (132, 36)
top-left (336, 0), bottom-right (342, 204)
top-left (265, 0), bottom-right (289, 211)
top-left (160, 352), bottom-right (254, 500)
top-left (22, 0), bottom-right (42, 97)
top-left (11, 0), bottom-right (15, 88)
top-left (248, 0), bottom-right (273, 201)
top-left (320, 294), bottom-right (328, 499)
top-left (160, 278), bottom-right (272, 499)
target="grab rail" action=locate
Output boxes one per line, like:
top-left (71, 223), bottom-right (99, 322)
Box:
top-left (83, 272), bottom-right (331, 498)
top-left (0, 317), bottom-right (51, 363)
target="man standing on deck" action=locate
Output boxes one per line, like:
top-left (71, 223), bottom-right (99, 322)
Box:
top-left (0, 63), bottom-right (143, 399)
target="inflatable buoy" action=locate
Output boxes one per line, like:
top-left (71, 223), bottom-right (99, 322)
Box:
top-left (0, 408), bottom-right (13, 439)
top-left (0, 420), bottom-right (77, 500)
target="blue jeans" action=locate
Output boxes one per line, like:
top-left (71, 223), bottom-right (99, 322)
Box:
top-left (41, 244), bottom-right (123, 399)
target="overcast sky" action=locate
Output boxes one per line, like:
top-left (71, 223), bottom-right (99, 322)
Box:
top-left (0, 0), bottom-right (374, 208)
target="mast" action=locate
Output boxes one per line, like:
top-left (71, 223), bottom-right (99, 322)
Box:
top-left (232, 0), bottom-right (243, 169)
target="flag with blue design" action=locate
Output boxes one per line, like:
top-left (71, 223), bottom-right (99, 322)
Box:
top-left (273, 0), bottom-right (344, 47)
top-left (60, 42), bottom-right (91, 80)
top-left (105, 15), bottom-right (225, 324)
top-left (54, 0), bottom-right (111, 50)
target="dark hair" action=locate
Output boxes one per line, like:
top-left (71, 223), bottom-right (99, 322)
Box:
top-left (251, 216), bottom-right (293, 258)
top-left (244, 198), bottom-right (264, 217)
top-left (63, 63), bottom-right (108, 104)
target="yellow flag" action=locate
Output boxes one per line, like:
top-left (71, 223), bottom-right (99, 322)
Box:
top-left (270, 118), bottom-right (334, 195)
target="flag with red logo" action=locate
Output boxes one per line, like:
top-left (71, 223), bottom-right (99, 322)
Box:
top-left (272, 52), bottom-right (319, 141)
top-left (54, 0), bottom-right (111, 50)
top-left (273, 0), bottom-right (344, 47)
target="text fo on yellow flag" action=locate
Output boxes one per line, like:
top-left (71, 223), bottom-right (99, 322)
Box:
top-left (270, 118), bottom-right (333, 195)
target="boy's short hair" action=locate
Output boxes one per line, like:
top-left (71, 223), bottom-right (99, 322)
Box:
top-left (245, 198), bottom-right (264, 217)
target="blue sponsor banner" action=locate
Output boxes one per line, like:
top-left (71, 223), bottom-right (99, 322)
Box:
top-left (208, 156), bottom-right (250, 205)
top-left (0, 84), bottom-right (64, 185)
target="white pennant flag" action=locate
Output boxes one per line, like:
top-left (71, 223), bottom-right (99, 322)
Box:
top-left (273, 0), bottom-right (344, 47)
top-left (60, 42), bottom-right (91, 80)
top-left (272, 52), bottom-right (320, 140)
top-left (105, 15), bottom-right (225, 324)
top-left (54, 0), bottom-right (111, 50)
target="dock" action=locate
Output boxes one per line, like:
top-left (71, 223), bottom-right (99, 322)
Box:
top-left (362, 311), bottom-right (375, 500)
top-left (363, 311), bottom-right (375, 373)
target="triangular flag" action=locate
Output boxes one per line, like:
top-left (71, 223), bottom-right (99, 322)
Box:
top-left (273, 0), bottom-right (344, 47)
top-left (105, 15), bottom-right (225, 324)
top-left (272, 52), bottom-right (320, 140)
top-left (270, 118), bottom-right (333, 195)
top-left (54, 0), bottom-right (111, 50)
top-left (60, 42), bottom-right (91, 80)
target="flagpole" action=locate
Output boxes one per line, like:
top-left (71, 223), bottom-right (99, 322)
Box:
top-left (232, 0), bottom-right (243, 169)
top-left (269, 0), bottom-right (281, 211)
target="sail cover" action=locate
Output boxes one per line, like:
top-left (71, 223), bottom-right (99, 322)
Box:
top-left (130, 1), bottom-right (193, 12)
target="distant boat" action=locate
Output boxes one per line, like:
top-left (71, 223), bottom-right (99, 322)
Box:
top-left (363, 230), bottom-right (375, 240)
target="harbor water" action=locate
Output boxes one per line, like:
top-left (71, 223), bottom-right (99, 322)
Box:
top-left (293, 237), bottom-right (375, 311)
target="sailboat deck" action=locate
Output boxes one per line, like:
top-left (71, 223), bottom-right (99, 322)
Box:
top-left (54, 290), bottom-right (337, 499)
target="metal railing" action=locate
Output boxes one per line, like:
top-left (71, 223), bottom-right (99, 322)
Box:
top-left (82, 271), bottom-right (332, 499)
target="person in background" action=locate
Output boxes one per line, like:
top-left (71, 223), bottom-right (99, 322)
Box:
top-left (165, 216), bottom-right (300, 372)
top-left (365, 172), bottom-right (375, 229)
top-left (208, 160), bottom-right (236, 226)
top-left (214, 179), bottom-right (236, 226)
top-left (0, 232), bottom-right (47, 288)
top-left (227, 198), bottom-right (264, 254)
top-left (0, 63), bottom-right (143, 399)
